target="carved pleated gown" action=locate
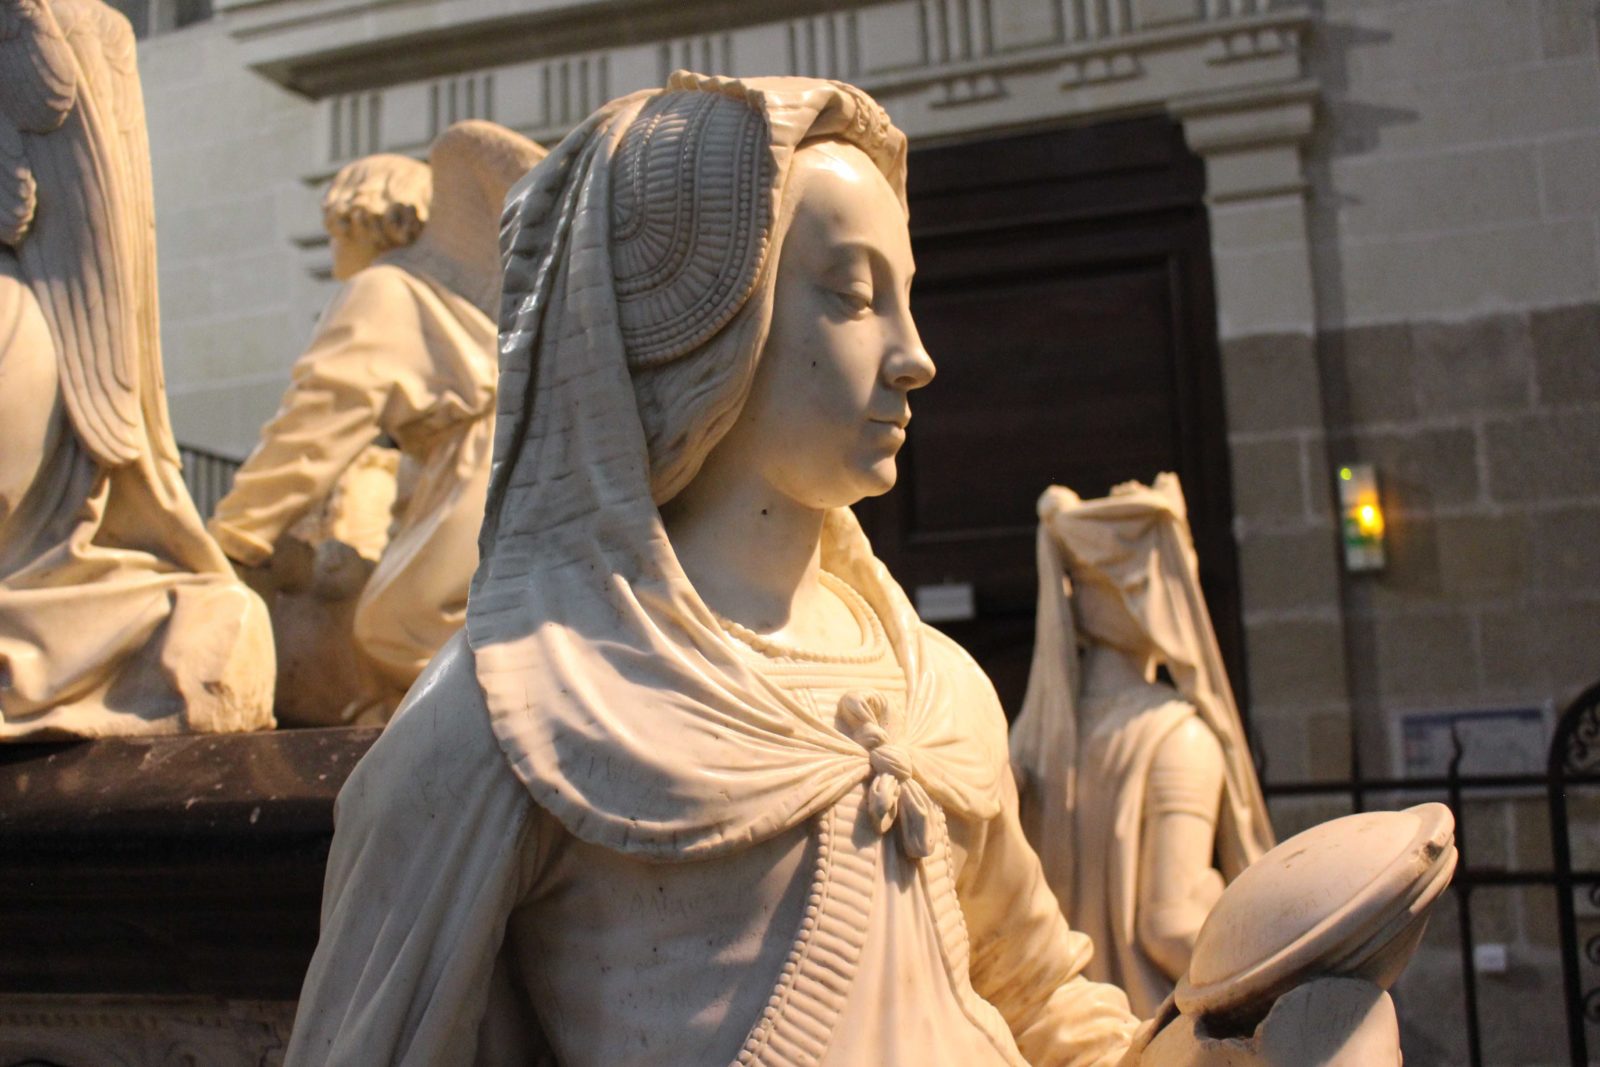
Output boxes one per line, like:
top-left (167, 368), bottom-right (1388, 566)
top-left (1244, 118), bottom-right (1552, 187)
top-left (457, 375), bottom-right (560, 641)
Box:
top-left (0, 0), bottom-right (274, 738)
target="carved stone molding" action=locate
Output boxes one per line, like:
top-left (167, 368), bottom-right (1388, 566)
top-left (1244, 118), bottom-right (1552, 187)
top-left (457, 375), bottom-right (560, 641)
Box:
top-left (1170, 78), bottom-right (1317, 203)
top-left (0, 995), bottom-right (294, 1067)
top-left (255, 0), bottom-right (1314, 258)
top-left (222, 1), bottom-right (1310, 145)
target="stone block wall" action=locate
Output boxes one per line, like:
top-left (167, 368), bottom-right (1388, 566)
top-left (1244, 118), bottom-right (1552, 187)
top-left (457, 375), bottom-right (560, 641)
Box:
top-left (1218, 329), bottom-right (1351, 785)
top-left (1304, 0), bottom-right (1600, 770)
top-left (1314, 303), bottom-right (1600, 1065)
top-left (1290, 5), bottom-right (1600, 1063)
top-left (1310, 1), bottom-right (1600, 324)
top-left (139, 21), bottom-right (328, 459)
top-left (1207, 1), bottom-right (1600, 802)
top-left (1322, 307), bottom-right (1600, 734)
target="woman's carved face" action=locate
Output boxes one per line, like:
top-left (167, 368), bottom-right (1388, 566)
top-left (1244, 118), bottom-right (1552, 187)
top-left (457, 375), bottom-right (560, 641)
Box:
top-left (719, 141), bottom-right (935, 510)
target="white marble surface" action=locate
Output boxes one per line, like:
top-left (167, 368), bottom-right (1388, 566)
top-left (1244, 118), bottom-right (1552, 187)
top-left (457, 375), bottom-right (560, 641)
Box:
top-left (0, 0), bottom-right (275, 739)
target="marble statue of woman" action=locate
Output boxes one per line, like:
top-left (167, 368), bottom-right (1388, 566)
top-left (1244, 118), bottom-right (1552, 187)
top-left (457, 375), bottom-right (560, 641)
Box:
top-left (1010, 474), bottom-right (1276, 1017)
top-left (0, 0), bottom-right (275, 739)
top-left (285, 72), bottom-right (1148, 1066)
top-left (208, 122), bottom-right (546, 722)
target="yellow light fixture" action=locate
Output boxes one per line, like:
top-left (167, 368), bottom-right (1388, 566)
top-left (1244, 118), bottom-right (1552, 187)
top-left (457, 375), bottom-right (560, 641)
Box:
top-left (1355, 501), bottom-right (1384, 539)
top-left (1337, 463), bottom-right (1385, 572)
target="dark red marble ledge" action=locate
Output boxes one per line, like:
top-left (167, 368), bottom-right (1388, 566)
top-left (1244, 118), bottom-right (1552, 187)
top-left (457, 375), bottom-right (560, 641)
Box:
top-left (0, 726), bottom-right (380, 844)
top-left (0, 727), bottom-right (380, 998)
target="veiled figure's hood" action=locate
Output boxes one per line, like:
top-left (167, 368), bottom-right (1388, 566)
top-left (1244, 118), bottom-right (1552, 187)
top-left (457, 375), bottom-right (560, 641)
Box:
top-left (463, 72), bottom-right (1003, 861)
top-left (1011, 474), bottom-right (1276, 906)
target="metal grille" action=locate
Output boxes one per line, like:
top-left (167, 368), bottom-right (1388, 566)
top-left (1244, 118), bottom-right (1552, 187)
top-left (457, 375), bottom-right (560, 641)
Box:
top-left (1262, 680), bottom-right (1600, 1066)
top-left (178, 443), bottom-right (242, 521)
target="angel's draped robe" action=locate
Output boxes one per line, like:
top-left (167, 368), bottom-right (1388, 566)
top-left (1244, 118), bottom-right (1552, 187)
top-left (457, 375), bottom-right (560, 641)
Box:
top-left (209, 262), bottom-right (496, 713)
top-left (0, 250), bottom-right (275, 738)
top-left (1071, 687), bottom-right (1217, 1017)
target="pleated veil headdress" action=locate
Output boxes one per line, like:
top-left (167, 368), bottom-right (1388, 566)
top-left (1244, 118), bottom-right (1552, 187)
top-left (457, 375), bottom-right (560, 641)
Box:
top-left (465, 72), bottom-right (1006, 862)
top-left (1011, 474), bottom-right (1275, 903)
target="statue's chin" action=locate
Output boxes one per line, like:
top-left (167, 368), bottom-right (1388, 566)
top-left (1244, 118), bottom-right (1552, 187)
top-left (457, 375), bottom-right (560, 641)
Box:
top-left (842, 460), bottom-right (897, 505)
top-left (772, 451), bottom-right (898, 510)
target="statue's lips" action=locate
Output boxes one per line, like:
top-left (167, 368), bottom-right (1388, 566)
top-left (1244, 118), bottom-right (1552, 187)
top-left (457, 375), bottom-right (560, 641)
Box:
top-left (866, 421), bottom-right (907, 445)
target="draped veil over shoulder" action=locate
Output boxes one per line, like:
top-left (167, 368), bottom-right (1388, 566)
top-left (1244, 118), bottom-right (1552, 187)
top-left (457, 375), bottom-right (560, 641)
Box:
top-left (467, 72), bottom-right (1006, 859)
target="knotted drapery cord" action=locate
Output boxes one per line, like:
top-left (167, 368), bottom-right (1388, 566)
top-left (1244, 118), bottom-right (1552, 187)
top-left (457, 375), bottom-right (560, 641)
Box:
top-left (838, 689), bottom-right (935, 859)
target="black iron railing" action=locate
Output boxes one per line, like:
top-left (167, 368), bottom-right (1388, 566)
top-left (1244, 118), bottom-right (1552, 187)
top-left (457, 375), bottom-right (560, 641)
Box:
top-left (1550, 681), bottom-right (1600, 1067)
top-left (177, 443), bottom-right (242, 520)
top-left (1260, 681), bottom-right (1600, 1067)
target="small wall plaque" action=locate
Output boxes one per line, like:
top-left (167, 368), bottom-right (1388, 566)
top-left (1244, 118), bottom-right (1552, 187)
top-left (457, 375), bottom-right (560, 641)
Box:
top-left (915, 581), bottom-right (976, 622)
top-left (1396, 706), bottom-right (1548, 779)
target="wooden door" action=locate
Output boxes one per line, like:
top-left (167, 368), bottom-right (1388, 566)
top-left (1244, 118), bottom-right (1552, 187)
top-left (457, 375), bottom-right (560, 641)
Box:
top-left (855, 115), bottom-right (1244, 716)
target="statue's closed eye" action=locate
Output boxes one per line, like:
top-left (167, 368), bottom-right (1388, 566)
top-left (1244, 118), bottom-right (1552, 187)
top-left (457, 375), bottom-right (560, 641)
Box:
top-left (833, 286), bottom-right (873, 318)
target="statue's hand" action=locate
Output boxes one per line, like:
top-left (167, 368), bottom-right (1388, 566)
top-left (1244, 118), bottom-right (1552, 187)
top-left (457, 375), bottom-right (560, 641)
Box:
top-left (1137, 977), bottom-right (1401, 1067)
top-left (1255, 978), bottom-right (1400, 1066)
top-left (1147, 804), bottom-right (1454, 1066)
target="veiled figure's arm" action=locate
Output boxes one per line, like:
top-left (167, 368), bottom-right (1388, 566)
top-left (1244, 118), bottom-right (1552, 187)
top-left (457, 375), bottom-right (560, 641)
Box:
top-left (958, 769), bottom-right (1142, 1067)
top-left (285, 636), bottom-right (547, 1066)
top-left (209, 266), bottom-right (431, 564)
top-left (1135, 715), bottom-right (1226, 980)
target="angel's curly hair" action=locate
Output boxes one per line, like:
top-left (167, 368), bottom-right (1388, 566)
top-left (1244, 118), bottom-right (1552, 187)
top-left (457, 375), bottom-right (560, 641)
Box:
top-left (321, 153), bottom-right (432, 254)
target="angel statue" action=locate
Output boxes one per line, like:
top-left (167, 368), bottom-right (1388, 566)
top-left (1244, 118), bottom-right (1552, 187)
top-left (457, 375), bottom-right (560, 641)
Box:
top-left (0, 0), bottom-right (275, 739)
top-left (212, 153), bottom-right (428, 726)
top-left (209, 123), bottom-right (546, 724)
top-left (285, 73), bottom-right (1450, 1067)
top-left (1010, 475), bottom-right (1275, 1016)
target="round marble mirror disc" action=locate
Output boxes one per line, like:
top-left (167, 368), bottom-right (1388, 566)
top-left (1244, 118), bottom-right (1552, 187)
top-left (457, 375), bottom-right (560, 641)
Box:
top-left (1176, 802), bottom-right (1457, 1020)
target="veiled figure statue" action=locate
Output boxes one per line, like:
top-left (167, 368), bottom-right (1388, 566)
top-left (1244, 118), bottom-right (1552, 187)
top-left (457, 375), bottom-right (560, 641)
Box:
top-left (0, 0), bottom-right (275, 739)
top-left (286, 72), bottom-right (1147, 1066)
top-left (209, 123), bottom-right (546, 723)
top-left (1010, 474), bottom-right (1275, 1017)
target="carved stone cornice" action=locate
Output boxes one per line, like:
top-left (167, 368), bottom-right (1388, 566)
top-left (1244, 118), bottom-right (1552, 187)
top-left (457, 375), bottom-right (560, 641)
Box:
top-left (221, 0), bottom-right (852, 96)
top-left (1171, 79), bottom-right (1318, 151)
top-left (226, 1), bottom-right (1314, 147)
top-left (249, 0), bottom-right (1316, 270)
top-left (0, 995), bottom-right (294, 1066)
top-left (1170, 77), bottom-right (1318, 201)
